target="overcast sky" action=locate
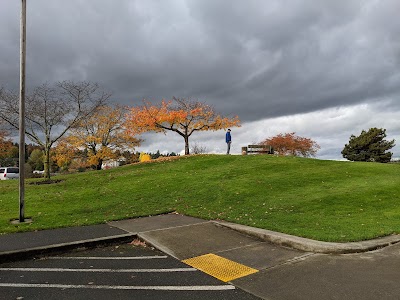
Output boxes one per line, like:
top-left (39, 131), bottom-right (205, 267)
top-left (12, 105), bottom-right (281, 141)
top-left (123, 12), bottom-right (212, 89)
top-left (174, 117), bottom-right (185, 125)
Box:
top-left (1, 0), bottom-right (400, 159)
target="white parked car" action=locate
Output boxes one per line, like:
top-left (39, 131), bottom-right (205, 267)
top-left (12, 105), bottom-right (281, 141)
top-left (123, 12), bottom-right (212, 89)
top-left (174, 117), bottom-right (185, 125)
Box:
top-left (0, 167), bottom-right (20, 180)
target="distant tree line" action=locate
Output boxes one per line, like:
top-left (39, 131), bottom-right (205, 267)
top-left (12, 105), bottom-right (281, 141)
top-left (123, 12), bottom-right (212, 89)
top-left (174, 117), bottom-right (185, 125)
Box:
top-left (2, 81), bottom-right (396, 182)
top-left (148, 150), bottom-right (178, 159)
top-left (0, 132), bottom-right (42, 168)
top-left (1, 84), bottom-right (239, 180)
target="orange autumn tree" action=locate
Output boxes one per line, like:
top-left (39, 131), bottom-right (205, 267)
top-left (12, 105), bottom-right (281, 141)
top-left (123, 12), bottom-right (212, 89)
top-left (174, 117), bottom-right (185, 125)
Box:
top-left (52, 138), bottom-right (77, 171)
top-left (261, 132), bottom-right (320, 157)
top-left (66, 105), bottom-right (142, 170)
top-left (126, 97), bottom-right (241, 155)
top-left (0, 129), bottom-right (16, 165)
top-left (0, 130), bottom-right (12, 154)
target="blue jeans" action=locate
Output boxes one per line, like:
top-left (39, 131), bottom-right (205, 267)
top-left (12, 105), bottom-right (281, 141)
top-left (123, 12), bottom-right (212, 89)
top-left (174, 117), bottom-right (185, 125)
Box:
top-left (227, 142), bottom-right (231, 154)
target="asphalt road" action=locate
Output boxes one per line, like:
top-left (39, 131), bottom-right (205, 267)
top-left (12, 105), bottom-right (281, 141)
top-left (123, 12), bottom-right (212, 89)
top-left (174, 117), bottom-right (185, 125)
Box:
top-left (0, 243), bottom-right (260, 300)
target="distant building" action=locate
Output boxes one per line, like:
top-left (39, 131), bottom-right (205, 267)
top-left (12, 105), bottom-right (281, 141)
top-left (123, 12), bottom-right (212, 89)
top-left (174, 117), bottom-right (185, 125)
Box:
top-left (101, 157), bottom-right (127, 169)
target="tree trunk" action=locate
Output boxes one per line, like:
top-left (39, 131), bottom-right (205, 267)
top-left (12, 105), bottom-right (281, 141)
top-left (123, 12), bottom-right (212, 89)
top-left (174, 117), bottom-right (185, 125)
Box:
top-left (184, 135), bottom-right (190, 155)
top-left (96, 158), bottom-right (103, 170)
top-left (43, 147), bottom-right (51, 181)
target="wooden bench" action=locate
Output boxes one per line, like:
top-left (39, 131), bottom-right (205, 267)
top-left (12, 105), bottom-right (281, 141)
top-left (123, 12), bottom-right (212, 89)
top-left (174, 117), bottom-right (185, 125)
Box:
top-left (242, 145), bottom-right (274, 155)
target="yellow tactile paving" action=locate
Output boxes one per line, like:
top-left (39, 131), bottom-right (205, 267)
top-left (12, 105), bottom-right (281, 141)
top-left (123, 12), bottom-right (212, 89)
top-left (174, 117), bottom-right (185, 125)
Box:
top-left (182, 253), bottom-right (258, 282)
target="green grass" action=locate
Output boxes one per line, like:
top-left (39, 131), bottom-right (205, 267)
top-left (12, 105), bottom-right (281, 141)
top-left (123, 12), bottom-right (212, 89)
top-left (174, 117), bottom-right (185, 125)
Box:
top-left (1, 155), bottom-right (399, 242)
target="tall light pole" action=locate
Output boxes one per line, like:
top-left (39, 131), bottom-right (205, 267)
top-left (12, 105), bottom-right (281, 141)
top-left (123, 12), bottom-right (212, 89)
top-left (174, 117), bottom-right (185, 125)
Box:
top-left (19, 0), bottom-right (26, 222)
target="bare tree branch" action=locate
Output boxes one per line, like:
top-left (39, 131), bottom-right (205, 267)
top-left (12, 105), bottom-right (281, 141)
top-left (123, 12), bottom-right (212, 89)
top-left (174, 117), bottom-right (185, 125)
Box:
top-left (0, 82), bottom-right (111, 179)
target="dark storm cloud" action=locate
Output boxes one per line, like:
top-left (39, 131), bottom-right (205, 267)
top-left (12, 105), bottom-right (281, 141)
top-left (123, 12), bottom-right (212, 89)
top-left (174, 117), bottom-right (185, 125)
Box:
top-left (1, 0), bottom-right (400, 122)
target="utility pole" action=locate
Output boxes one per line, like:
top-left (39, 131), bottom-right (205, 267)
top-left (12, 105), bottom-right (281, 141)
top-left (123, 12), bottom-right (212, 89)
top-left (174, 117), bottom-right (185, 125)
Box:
top-left (19, 0), bottom-right (26, 222)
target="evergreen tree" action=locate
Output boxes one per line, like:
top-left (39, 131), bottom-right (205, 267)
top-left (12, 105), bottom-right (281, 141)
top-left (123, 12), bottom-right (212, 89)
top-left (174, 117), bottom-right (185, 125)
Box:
top-left (152, 150), bottom-right (161, 159)
top-left (341, 128), bottom-right (395, 163)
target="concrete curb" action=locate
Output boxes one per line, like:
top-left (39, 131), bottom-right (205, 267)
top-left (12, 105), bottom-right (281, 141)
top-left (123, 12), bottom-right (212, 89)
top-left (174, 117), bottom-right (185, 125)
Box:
top-left (214, 221), bottom-right (400, 254)
top-left (137, 232), bottom-right (179, 259)
top-left (0, 233), bottom-right (136, 263)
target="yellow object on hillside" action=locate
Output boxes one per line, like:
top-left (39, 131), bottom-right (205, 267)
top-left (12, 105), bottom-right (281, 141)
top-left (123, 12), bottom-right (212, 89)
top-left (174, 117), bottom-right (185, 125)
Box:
top-left (139, 152), bottom-right (151, 162)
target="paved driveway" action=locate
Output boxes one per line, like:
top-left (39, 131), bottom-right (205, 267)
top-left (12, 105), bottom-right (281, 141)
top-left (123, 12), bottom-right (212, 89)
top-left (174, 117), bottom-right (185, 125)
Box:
top-left (0, 243), bottom-right (260, 300)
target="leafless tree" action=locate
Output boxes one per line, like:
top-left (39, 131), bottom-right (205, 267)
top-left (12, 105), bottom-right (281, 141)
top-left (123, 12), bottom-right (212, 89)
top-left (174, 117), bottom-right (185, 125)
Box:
top-left (0, 81), bottom-right (110, 180)
top-left (190, 142), bottom-right (208, 154)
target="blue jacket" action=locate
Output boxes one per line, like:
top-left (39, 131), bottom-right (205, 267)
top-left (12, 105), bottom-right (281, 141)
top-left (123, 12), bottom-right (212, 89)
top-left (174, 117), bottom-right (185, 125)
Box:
top-left (226, 131), bottom-right (231, 143)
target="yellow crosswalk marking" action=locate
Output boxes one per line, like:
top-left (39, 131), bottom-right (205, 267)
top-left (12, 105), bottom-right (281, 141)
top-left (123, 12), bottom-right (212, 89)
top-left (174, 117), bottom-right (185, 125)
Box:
top-left (183, 253), bottom-right (258, 282)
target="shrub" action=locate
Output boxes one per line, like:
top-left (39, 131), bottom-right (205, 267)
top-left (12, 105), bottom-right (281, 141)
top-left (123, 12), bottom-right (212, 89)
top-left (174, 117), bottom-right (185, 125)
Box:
top-left (139, 152), bottom-right (151, 162)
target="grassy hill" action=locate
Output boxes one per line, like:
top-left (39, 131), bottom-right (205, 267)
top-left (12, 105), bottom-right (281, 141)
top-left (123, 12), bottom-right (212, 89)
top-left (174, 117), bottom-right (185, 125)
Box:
top-left (1, 155), bottom-right (399, 242)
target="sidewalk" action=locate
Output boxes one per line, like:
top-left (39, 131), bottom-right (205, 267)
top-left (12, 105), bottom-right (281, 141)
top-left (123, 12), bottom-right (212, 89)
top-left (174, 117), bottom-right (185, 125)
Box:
top-left (1, 213), bottom-right (399, 261)
top-left (0, 223), bottom-right (135, 262)
top-left (1, 213), bottom-right (400, 299)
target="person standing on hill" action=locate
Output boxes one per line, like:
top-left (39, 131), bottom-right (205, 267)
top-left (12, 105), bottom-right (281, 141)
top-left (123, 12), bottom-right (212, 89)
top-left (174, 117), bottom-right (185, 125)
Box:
top-left (226, 129), bottom-right (232, 154)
